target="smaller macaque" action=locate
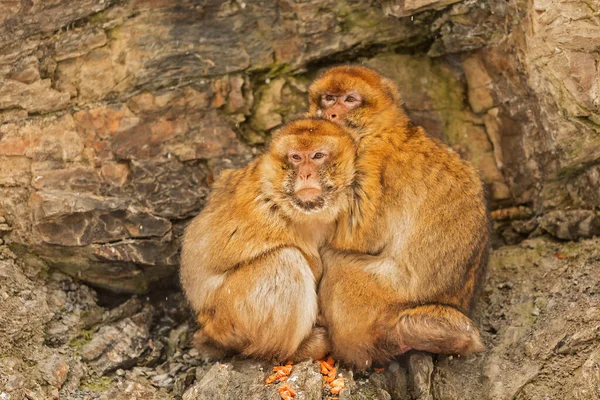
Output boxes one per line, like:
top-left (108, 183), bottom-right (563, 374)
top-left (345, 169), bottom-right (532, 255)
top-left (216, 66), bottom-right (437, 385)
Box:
top-left (180, 119), bottom-right (356, 362)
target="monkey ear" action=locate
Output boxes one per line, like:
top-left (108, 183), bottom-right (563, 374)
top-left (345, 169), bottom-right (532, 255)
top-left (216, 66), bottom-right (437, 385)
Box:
top-left (380, 77), bottom-right (402, 105)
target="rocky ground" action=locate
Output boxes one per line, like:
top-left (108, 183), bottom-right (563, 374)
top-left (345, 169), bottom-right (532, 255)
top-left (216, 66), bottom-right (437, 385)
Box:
top-left (1, 216), bottom-right (599, 400)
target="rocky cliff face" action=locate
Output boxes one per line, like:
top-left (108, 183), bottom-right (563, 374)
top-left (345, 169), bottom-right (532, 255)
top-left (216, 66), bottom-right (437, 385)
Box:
top-left (0, 0), bottom-right (598, 293)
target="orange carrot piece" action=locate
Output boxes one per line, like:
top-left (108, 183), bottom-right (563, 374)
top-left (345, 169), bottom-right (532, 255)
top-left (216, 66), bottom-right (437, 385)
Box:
top-left (278, 383), bottom-right (297, 399)
top-left (324, 367), bottom-right (337, 383)
top-left (266, 362), bottom-right (295, 385)
top-left (273, 365), bottom-right (293, 374)
top-left (286, 385), bottom-right (297, 396)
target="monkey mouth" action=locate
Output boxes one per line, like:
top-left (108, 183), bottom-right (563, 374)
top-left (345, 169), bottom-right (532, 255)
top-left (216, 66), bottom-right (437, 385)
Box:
top-left (295, 188), bottom-right (322, 202)
top-left (291, 196), bottom-right (327, 213)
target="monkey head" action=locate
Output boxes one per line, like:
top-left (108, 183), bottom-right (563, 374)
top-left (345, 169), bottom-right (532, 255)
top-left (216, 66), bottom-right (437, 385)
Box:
top-left (308, 65), bottom-right (404, 133)
top-left (263, 119), bottom-right (355, 218)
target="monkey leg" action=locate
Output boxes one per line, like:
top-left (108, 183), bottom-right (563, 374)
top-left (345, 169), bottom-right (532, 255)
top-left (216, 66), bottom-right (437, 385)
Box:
top-left (201, 247), bottom-right (319, 361)
top-left (319, 249), bottom-right (402, 369)
top-left (396, 304), bottom-right (484, 355)
top-left (320, 249), bottom-right (484, 367)
top-left (292, 326), bottom-right (330, 361)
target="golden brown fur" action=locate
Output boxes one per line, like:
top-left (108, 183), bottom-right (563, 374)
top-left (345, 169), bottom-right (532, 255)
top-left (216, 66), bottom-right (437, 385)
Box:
top-left (308, 66), bottom-right (490, 368)
top-left (180, 119), bottom-right (356, 362)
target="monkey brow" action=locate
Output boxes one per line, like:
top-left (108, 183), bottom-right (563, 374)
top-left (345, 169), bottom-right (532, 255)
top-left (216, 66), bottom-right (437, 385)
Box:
top-left (322, 80), bottom-right (349, 93)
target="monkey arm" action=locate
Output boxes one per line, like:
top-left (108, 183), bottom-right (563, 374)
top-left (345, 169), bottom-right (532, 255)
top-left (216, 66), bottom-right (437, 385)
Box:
top-left (190, 246), bottom-right (324, 361)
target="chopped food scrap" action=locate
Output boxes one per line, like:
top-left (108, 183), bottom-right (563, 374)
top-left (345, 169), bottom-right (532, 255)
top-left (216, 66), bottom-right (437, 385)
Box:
top-left (320, 357), bottom-right (337, 382)
top-left (330, 377), bottom-right (345, 395)
top-left (278, 383), bottom-right (297, 400)
top-left (325, 367), bottom-right (337, 383)
top-left (554, 253), bottom-right (567, 260)
top-left (319, 357), bottom-right (344, 397)
top-left (273, 365), bottom-right (293, 374)
top-left (373, 367), bottom-right (385, 373)
top-left (266, 362), bottom-right (294, 385)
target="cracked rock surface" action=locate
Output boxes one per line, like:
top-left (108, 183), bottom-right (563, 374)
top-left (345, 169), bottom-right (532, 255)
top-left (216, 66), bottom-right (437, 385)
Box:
top-left (1, 234), bottom-right (599, 399)
top-left (0, 0), bottom-right (598, 291)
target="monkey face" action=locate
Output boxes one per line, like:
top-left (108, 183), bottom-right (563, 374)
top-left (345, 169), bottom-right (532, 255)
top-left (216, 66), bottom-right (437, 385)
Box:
top-left (285, 148), bottom-right (330, 211)
top-left (317, 91), bottom-right (363, 124)
top-left (266, 119), bottom-right (356, 216)
top-left (308, 65), bottom-right (401, 132)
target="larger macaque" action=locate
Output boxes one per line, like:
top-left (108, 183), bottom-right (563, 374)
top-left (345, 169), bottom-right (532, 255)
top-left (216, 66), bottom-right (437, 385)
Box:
top-left (180, 119), bottom-right (356, 362)
top-left (308, 66), bottom-right (490, 368)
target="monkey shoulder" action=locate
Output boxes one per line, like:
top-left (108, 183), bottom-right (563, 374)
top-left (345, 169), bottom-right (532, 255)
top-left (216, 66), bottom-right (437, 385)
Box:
top-left (401, 127), bottom-right (482, 183)
top-left (209, 168), bottom-right (243, 196)
top-left (183, 180), bottom-right (286, 273)
top-left (361, 125), bottom-right (485, 216)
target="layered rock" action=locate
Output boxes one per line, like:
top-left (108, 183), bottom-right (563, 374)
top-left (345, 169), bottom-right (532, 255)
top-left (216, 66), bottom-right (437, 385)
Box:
top-left (0, 0), bottom-right (439, 292)
top-left (0, 0), bottom-right (599, 292)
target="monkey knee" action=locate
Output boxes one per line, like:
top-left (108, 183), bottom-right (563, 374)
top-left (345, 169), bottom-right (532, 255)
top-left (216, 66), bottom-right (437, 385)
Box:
top-left (454, 328), bottom-right (484, 354)
top-left (397, 305), bottom-right (485, 356)
top-left (425, 326), bottom-right (483, 355)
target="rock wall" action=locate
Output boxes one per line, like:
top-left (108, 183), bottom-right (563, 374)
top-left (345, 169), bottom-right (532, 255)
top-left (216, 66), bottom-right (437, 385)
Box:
top-left (0, 0), bottom-right (598, 292)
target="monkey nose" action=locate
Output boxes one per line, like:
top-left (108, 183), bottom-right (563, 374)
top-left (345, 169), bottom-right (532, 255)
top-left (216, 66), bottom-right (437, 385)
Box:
top-left (330, 114), bottom-right (337, 119)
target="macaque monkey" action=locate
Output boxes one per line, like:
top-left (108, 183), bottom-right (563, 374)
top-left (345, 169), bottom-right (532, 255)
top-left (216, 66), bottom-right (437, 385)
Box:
top-left (180, 119), bottom-right (356, 362)
top-left (307, 66), bottom-right (490, 368)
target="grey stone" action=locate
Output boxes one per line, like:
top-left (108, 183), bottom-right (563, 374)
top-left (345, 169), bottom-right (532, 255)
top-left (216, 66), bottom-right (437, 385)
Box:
top-left (38, 354), bottom-right (70, 389)
top-left (282, 360), bottom-right (322, 400)
top-left (81, 305), bottom-right (154, 375)
top-left (572, 347), bottom-right (600, 399)
top-left (539, 210), bottom-right (600, 240)
top-left (182, 361), bottom-right (270, 400)
top-left (555, 325), bottom-right (600, 355)
top-left (173, 368), bottom-right (197, 397)
top-left (408, 352), bottom-right (434, 400)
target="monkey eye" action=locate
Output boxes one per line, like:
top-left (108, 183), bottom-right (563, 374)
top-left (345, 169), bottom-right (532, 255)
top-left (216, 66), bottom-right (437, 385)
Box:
top-left (323, 94), bottom-right (336, 102)
top-left (345, 96), bottom-right (356, 103)
top-left (312, 152), bottom-right (325, 160)
top-left (290, 154), bottom-right (302, 162)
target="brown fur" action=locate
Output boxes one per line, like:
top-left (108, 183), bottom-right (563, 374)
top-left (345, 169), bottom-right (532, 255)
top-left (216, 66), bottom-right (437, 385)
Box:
top-left (308, 66), bottom-right (490, 368)
top-left (180, 119), bottom-right (356, 362)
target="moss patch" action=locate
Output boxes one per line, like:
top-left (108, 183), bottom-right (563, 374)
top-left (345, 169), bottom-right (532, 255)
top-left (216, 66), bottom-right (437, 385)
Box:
top-left (79, 376), bottom-right (114, 392)
top-left (70, 328), bottom-right (95, 353)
